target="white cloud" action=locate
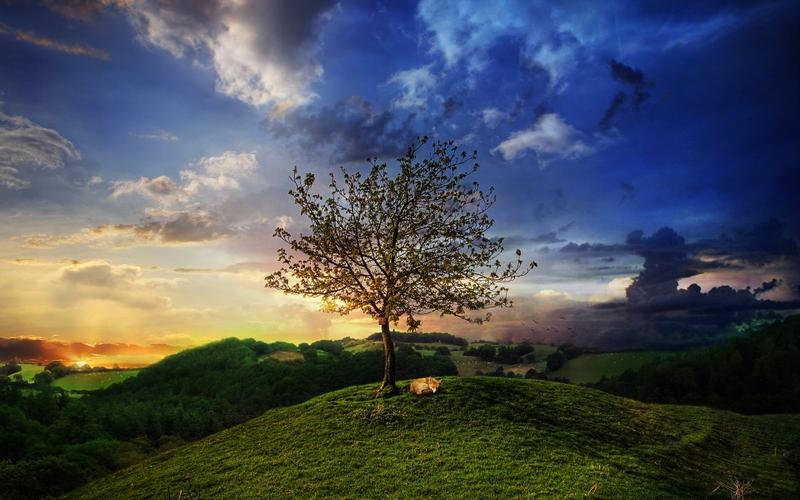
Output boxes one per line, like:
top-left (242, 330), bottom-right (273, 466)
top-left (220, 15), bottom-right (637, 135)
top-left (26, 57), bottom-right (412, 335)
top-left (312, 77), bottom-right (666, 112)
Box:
top-left (132, 130), bottom-right (179, 141)
top-left (417, 0), bottom-right (589, 84)
top-left (0, 110), bottom-right (80, 189)
top-left (492, 113), bottom-right (593, 166)
top-left (87, 175), bottom-right (103, 186)
top-left (417, 0), bottom-right (764, 89)
top-left (111, 151), bottom-right (259, 204)
top-left (181, 151), bottom-right (259, 196)
top-left (387, 64), bottom-right (437, 109)
top-left (480, 107), bottom-right (508, 128)
top-left (111, 175), bottom-right (181, 201)
top-left (123, 0), bottom-right (335, 110)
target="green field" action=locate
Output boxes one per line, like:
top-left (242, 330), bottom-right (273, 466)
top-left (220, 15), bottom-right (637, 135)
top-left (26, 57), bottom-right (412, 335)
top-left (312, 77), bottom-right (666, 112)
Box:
top-left (51, 370), bottom-right (140, 392)
top-left (16, 363), bottom-right (44, 381)
top-left (68, 377), bottom-right (800, 499)
top-left (263, 350), bottom-right (305, 363)
top-left (553, 351), bottom-right (681, 384)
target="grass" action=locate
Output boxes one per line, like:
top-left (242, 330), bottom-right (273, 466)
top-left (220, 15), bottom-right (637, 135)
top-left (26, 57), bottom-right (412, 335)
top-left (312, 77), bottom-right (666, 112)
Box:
top-left (449, 343), bottom-right (556, 376)
top-left (51, 370), bottom-right (140, 392)
top-left (16, 363), bottom-right (44, 381)
top-left (68, 377), bottom-right (800, 499)
top-left (553, 351), bottom-right (682, 384)
top-left (262, 350), bottom-right (305, 363)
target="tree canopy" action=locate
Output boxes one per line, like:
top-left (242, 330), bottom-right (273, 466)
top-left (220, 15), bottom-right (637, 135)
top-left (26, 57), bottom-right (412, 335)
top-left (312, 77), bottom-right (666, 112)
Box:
top-left (266, 137), bottom-right (535, 329)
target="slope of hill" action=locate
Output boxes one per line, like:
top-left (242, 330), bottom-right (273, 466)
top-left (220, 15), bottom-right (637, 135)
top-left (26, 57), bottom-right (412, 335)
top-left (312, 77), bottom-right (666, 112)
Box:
top-left (591, 315), bottom-right (800, 414)
top-left (69, 377), bottom-right (800, 499)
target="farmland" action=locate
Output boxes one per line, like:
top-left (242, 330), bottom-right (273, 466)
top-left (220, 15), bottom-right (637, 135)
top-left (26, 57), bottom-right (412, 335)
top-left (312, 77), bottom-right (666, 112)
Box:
top-left (551, 351), bottom-right (681, 384)
top-left (51, 370), bottom-right (140, 392)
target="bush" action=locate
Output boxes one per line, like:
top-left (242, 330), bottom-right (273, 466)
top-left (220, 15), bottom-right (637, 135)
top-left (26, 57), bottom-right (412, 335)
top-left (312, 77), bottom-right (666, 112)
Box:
top-left (546, 351), bottom-right (566, 372)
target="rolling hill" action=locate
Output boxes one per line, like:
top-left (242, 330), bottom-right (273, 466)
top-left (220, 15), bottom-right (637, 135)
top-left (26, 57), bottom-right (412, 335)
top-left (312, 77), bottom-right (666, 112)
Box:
top-left (68, 377), bottom-right (800, 499)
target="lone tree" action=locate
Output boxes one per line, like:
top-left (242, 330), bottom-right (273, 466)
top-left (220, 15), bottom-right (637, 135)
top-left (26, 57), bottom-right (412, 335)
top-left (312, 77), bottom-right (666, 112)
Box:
top-left (266, 138), bottom-right (535, 396)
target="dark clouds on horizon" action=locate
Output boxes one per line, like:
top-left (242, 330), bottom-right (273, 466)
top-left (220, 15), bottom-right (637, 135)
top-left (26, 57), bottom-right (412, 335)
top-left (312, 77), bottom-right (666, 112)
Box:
top-left (547, 219), bottom-right (800, 348)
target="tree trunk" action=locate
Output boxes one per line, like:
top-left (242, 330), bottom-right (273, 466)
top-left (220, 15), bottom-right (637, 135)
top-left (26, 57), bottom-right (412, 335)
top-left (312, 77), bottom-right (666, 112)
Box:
top-left (376, 320), bottom-right (398, 397)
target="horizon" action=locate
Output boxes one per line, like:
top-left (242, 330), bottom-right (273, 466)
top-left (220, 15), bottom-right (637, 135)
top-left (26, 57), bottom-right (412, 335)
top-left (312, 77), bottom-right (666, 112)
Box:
top-left (1, 1), bottom-right (798, 350)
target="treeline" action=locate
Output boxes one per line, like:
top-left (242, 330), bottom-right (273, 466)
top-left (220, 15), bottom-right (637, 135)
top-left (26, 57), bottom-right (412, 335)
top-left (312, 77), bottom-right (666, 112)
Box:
top-left (591, 316), bottom-right (800, 414)
top-left (0, 338), bottom-right (456, 499)
top-left (366, 331), bottom-right (468, 346)
top-left (464, 342), bottom-right (536, 364)
top-left (543, 343), bottom-right (583, 371)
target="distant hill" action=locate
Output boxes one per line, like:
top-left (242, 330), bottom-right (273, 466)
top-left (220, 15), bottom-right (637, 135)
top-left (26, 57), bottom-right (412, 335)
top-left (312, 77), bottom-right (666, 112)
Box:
top-left (0, 338), bottom-right (179, 366)
top-left (365, 331), bottom-right (468, 346)
top-left (591, 315), bottom-right (800, 414)
top-left (68, 377), bottom-right (800, 499)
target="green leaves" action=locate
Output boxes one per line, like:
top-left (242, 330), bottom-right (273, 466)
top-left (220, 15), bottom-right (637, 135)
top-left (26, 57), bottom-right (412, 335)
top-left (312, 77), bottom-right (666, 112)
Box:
top-left (266, 137), bottom-right (535, 329)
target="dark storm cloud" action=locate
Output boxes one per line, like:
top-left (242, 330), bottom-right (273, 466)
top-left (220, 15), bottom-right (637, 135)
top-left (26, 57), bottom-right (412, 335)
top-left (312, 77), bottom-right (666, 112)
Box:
top-left (560, 242), bottom-right (627, 253)
top-left (264, 96), bottom-right (417, 162)
top-left (706, 218), bottom-right (799, 265)
top-left (507, 221), bottom-right (574, 246)
top-left (609, 60), bottom-right (648, 109)
top-left (624, 227), bottom-right (705, 302)
top-left (753, 278), bottom-right (782, 295)
top-left (598, 60), bottom-right (651, 130)
top-left (599, 91), bottom-right (626, 131)
top-left (548, 222), bottom-right (800, 348)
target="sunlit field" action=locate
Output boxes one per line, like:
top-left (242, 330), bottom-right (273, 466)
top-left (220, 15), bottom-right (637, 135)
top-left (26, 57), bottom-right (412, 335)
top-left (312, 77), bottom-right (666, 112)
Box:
top-left (51, 370), bottom-right (140, 392)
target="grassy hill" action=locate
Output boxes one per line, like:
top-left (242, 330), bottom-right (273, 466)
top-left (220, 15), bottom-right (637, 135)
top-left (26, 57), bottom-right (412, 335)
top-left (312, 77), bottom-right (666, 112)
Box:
top-left (69, 377), bottom-right (800, 499)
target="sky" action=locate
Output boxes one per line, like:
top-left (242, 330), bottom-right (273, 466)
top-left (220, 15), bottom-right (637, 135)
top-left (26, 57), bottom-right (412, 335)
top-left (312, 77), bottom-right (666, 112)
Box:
top-left (1, 0), bottom-right (798, 351)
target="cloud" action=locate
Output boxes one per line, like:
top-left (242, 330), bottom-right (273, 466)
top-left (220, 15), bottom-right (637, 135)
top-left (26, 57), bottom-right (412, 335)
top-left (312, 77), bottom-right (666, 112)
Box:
top-left (57, 260), bottom-right (174, 310)
top-left (111, 175), bottom-right (181, 201)
top-left (416, 0), bottom-right (584, 84)
top-left (624, 227), bottom-right (703, 303)
top-left (132, 130), bottom-right (179, 141)
top-left (492, 113), bottom-right (593, 166)
top-left (264, 96), bottom-right (416, 162)
top-left (753, 278), bottom-right (782, 296)
top-left (180, 151), bottom-right (259, 196)
top-left (0, 109), bottom-right (80, 189)
top-left (122, 0), bottom-right (335, 109)
top-left (111, 151), bottom-right (258, 204)
top-left (87, 175), bottom-right (103, 186)
top-left (0, 22), bottom-right (110, 60)
top-left (43, 0), bottom-right (115, 22)
top-left (21, 211), bottom-right (236, 248)
top-left (599, 60), bottom-right (651, 130)
top-left (388, 64), bottom-right (437, 110)
top-left (480, 107), bottom-right (509, 128)
top-left (598, 91), bottom-right (626, 131)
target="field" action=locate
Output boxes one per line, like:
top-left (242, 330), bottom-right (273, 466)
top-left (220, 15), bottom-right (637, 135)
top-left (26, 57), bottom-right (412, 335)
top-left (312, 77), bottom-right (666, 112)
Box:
top-left (68, 376), bottom-right (800, 499)
top-left (553, 351), bottom-right (682, 384)
top-left (262, 350), bottom-right (305, 363)
top-left (51, 370), bottom-right (140, 392)
top-left (344, 339), bottom-right (559, 376)
top-left (16, 363), bottom-right (44, 381)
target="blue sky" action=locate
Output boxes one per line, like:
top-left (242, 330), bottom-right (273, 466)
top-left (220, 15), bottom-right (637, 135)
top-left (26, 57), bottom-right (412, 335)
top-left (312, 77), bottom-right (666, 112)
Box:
top-left (1, 0), bottom-right (798, 348)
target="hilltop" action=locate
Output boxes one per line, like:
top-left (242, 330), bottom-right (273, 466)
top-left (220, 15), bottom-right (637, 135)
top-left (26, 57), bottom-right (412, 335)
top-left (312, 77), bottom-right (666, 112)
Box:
top-left (69, 377), bottom-right (800, 499)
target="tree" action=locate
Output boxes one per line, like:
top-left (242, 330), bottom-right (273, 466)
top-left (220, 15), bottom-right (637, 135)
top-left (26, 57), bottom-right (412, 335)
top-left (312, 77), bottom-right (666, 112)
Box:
top-left (546, 351), bottom-right (566, 372)
top-left (266, 138), bottom-right (535, 396)
top-left (33, 370), bottom-right (54, 387)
